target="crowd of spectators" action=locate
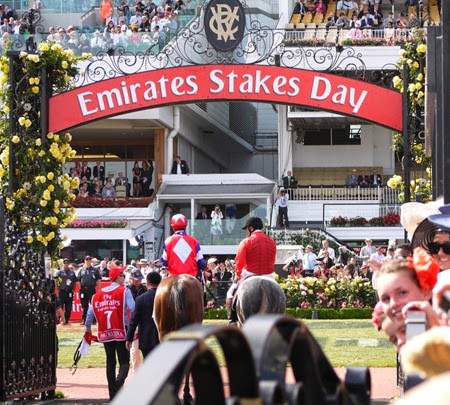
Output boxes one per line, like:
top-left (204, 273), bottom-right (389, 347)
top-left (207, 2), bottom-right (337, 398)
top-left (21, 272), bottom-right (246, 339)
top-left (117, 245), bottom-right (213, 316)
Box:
top-left (282, 238), bottom-right (412, 284)
top-left (346, 168), bottom-right (383, 187)
top-left (69, 160), bottom-right (154, 199)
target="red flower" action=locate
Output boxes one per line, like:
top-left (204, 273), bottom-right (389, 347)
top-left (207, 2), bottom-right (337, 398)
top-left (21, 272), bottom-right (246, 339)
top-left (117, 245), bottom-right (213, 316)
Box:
top-left (411, 247), bottom-right (439, 290)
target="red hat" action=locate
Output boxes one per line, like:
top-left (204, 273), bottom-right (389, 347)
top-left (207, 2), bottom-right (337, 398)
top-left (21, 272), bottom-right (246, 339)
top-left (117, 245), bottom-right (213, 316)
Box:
top-left (170, 214), bottom-right (188, 230)
top-left (109, 266), bottom-right (127, 281)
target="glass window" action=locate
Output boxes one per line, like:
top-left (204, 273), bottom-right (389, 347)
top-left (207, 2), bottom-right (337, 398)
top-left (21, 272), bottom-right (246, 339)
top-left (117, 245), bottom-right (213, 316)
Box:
top-left (82, 145), bottom-right (105, 160)
top-left (127, 145), bottom-right (148, 160)
top-left (303, 129), bottom-right (331, 145)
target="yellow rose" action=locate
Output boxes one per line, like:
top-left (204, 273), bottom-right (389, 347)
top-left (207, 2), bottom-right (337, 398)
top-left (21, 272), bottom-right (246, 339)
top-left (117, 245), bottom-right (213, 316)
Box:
top-left (25, 119), bottom-right (31, 128)
top-left (54, 134), bottom-right (59, 141)
top-left (417, 73), bottom-right (423, 81)
top-left (39, 42), bottom-right (49, 51)
top-left (54, 207), bottom-right (60, 214)
top-left (47, 132), bottom-right (54, 139)
top-left (71, 178), bottom-right (80, 188)
top-left (34, 77), bottom-right (40, 85)
top-left (413, 61), bottom-right (419, 69)
top-left (46, 231), bottom-right (55, 241)
top-left (48, 184), bottom-right (55, 192)
top-left (31, 86), bottom-right (39, 94)
top-left (64, 75), bottom-right (70, 82)
top-left (63, 180), bottom-right (70, 190)
top-left (66, 133), bottom-right (72, 142)
top-left (35, 138), bottom-right (42, 146)
top-left (38, 150), bottom-right (45, 157)
top-left (40, 200), bottom-right (48, 207)
top-left (3, 105), bottom-right (9, 114)
top-left (415, 83), bottom-right (422, 91)
top-left (18, 117), bottom-right (26, 126)
top-left (29, 77), bottom-right (35, 85)
top-left (40, 176), bottom-right (46, 183)
top-left (417, 44), bottom-right (426, 53)
top-left (5, 198), bottom-right (15, 210)
top-left (43, 190), bottom-right (51, 200)
top-left (12, 135), bottom-right (20, 144)
top-left (54, 199), bottom-right (60, 208)
top-left (50, 217), bottom-right (58, 226)
top-left (19, 51), bottom-right (27, 58)
top-left (27, 235), bottom-right (33, 243)
top-left (43, 217), bottom-right (51, 225)
top-left (36, 234), bottom-right (43, 241)
top-left (61, 61), bottom-right (68, 69)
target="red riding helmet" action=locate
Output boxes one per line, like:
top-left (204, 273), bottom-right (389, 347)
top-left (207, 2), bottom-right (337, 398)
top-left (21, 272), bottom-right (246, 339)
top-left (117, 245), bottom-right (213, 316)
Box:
top-left (170, 214), bottom-right (188, 230)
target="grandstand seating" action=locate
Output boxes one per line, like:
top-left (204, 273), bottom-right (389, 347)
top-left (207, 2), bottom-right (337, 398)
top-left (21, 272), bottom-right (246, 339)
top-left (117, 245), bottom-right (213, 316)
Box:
top-left (293, 167), bottom-right (384, 186)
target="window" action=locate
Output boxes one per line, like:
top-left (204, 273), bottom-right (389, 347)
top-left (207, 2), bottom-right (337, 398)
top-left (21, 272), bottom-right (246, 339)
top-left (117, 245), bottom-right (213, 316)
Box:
top-left (302, 126), bottom-right (361, 146)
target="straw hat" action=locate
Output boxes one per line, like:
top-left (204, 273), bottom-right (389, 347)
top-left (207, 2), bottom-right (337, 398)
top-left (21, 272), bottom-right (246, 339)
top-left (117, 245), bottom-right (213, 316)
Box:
top-left (401, 200), bottom-right (443, 249)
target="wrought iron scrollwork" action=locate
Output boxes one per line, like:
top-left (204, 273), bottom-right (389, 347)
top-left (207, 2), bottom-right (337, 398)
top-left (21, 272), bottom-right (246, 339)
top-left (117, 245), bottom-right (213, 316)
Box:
top-left (75, 0), bottom-right (397, 89)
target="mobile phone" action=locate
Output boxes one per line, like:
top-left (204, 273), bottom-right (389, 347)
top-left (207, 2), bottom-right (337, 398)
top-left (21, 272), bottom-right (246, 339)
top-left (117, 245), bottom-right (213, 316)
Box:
top-left (405, 310), bottom-right (427, 341)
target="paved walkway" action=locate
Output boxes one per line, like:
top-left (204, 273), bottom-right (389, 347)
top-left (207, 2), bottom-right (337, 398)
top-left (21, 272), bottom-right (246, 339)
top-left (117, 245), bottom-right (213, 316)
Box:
top-left (56, 367), bottom-right (400, 401)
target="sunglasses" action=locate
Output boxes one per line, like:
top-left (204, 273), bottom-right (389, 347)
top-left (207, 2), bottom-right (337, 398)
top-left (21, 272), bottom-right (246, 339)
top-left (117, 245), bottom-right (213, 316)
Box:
top-left (428, 241), bottom-right (450, 255)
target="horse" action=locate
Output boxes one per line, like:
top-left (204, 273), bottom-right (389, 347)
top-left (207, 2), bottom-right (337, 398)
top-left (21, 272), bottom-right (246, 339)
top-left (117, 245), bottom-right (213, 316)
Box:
top-left (153, 274), bottom-right (204, 340)
top-left (235, 276), bottom-right (286, 325)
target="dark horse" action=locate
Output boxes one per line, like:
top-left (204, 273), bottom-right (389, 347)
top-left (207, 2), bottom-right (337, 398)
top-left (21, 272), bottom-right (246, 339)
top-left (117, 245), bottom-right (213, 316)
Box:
top-left (153, 274), bottom-right (204, 340)
top-left (236, 277), bottom-right (286, 325)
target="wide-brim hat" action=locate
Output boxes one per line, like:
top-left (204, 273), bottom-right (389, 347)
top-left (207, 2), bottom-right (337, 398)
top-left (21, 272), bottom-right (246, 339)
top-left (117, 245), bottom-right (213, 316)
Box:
top-left (139, 259), bottom-right (149, 265)
top-left (428, 204), bottom-right (450, 232)
top-left (401, 200), bottom-right (443, 250)
top-left (207, 257), bottom-right (218, 265)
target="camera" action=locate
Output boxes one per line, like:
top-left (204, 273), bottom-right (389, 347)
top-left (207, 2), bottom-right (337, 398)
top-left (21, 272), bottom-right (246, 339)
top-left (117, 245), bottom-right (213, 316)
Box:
top-left (405, 310), bottom-right (427, 341)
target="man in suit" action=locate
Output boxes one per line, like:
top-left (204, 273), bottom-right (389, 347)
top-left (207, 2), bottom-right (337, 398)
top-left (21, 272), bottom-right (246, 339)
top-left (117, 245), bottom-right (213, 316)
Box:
top-left (360, 237), bottom-right (376, 265)
top-left (346, 169), bottom-right (358, 187)
top-left (171, 155), bottom-right (190, 175)
top-left (114, 172), bottom-right (128, 187)
top-left (293, 0), bottom-right (306, 15)
top-left (196, 206), bottom-right (208, 220)
top-left (215, 261), bottom-right (233, 306)
top-left (358, 170), bottom-right (369, 188)
top-left (81, 161), bottom-right (91, 180)
top-left (369, 169), bottom-right (382, 187)
top-left (126, 271), bottom-right (161, 359)
top-left (93, 161), bottom-right (105, 181)
top-left (282, 170), bottom-right (297, 198)
top-left (360, 12), bottom-right (374, 28)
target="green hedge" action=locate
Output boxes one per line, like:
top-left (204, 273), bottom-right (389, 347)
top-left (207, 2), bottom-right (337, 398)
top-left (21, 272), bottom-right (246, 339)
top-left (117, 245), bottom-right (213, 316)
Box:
top-left (204, 307), bottom-right (373, 320)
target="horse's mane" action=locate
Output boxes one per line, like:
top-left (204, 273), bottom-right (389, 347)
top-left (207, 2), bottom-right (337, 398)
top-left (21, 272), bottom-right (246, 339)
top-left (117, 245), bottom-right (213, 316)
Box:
top-left (171, 276), bottom-right (189, 330)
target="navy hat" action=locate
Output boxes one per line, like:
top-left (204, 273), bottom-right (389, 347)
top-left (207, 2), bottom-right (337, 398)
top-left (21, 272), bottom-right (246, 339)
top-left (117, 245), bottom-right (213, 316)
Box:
top-left (131, 268), bottom-right (144, 280)
top-left (428, 204), bottom-right (450, 232)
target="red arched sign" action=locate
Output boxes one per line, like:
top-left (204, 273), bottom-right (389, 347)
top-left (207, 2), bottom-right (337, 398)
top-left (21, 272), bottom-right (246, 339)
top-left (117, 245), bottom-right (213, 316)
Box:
top-left (48, 64), bottom-right (402, 133)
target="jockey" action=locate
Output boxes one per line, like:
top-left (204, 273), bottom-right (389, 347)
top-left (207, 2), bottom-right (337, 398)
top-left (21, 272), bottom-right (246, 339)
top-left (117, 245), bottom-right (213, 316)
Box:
top-left (226, 216), bottom-right (277, 323)
top-left (160, 214), bottom-right (206, 277)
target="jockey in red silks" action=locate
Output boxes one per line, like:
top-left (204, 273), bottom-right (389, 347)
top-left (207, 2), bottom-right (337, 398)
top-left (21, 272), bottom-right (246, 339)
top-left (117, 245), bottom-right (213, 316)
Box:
top-left (226, 216), bottom-right (277, 323)
top-left (160, 214), bottom-right (206, 277)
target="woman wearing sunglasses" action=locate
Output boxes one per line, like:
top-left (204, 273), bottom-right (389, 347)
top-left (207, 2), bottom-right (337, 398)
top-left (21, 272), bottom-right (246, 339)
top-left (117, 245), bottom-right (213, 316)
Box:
top-left (428, 204), bottom-right (450, 274)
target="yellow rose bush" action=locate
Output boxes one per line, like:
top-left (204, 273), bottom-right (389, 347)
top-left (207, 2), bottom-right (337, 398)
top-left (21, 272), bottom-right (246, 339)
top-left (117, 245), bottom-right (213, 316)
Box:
top-left (0, 43), bottom-right (89, 258)
top-left (388, 29), bottom-right (431, 202)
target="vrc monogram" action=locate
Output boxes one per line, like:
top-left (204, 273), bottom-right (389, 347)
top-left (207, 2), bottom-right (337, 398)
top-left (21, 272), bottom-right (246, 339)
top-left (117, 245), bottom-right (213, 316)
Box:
top-left (209, 4), bottom-right (240, 42)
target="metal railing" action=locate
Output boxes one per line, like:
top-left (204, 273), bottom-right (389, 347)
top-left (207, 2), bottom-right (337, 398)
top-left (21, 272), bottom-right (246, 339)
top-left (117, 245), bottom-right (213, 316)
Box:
top-left (112, 315), bottom-right (371, 405)
top-left (322, 202), bottom-right (401, 228)
top-left (286, 186), bottom-right (399, 203)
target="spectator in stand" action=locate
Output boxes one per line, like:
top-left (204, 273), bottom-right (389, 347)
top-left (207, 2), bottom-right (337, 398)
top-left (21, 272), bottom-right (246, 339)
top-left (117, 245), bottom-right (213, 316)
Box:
top-left (132, 160), bottom-right (142, 197)
top-left (102, 179), bottom-right (116, 197)
top-left (130, 10), bottom-right (142, 26)
top-left (348, 256), bottom-right (359, 274)
top-left (91, 30), bottom-right (104, 51)
top-left (326, 11), bottom-right (338, 27)
top-left (315, 0), bottom-right (327, 14)
top-left (304, 0), bottom-right (315, 13)
top-left (93, 161), bottom-right (105, 182)
top-left (362, 26), bottom-right (372, 39)
top-left (276, 187), bottom-right (289, 228)
top-left (337, 0), bottom-right (357, 11)
top-left (358, 170), bottom-right (370, 187)
top-left (383, 247), bottom-right (396, 262)
top-left (139, 14), bottom-right (151, 31)
top-left (336, 12), bottom-right (350, 29)
top-left (115, 171), bottom-right (130, 195)
top-left (104, 20), bottom-right (116, 35)
top-left (81, 161), bottom-right (91, 180)
top-left (383, 12), bottom-right (395, 28)
top-left (171, 155), bottom-right (190, 175)
top-left (118, 0), bottom-right (131, 17)
top-left (370, 169), bottom-right (382, 187)
top-left (360, 237), bottom-right (376, 264)
top-left (141, 160), bottom-right (153, 196)
top-left (337, 245), bottom-right (351, 265)
top-left (348, 22), bottom-right (363, 39)
top-left (293, 0), bottom-right (306, 15)
top-left (100, 0), bottom-right (113, 25)
top-left (396, 12), bottom-right (408, 29)
top-left (78, 182), bottom-right (90, 198)
top-left (370, 246), bottom-right (385, 263)
top-left (408, 13), bottom-right (420, 29)
top-left (282, 170), bottom-right (297, 197)
top-left (210, 205), bottom-right (223, 243)
top-left (196, 206), bottom-right (208, 220)
top-left (47, 26), bottom-right (56, 41)
top-left (358, 264), bottom-right (373, 281)
top-left (372, 4), bottom-right (383, 28)
top-left (346, 168), bottom-right (358, 187)
top-left (319, 239), bottom-right (336, 260)
top-left (318, 250), bottom-right (334, 272)
top-left (360, 11), bottom-right (374, 28)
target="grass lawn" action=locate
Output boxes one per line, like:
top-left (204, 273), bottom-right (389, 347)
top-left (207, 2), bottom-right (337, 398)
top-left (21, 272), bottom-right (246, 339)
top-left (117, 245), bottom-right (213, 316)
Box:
top-left (57, 319), bottom-right (396, 369)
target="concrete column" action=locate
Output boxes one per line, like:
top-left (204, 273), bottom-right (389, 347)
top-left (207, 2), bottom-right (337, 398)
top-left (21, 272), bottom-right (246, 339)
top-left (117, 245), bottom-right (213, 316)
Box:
top-left (277, 105), bottom-right (293, 182)
top-left (190, 198), bottom-right (195, 235)
top-left (122, 239), bottom-right (127, 264)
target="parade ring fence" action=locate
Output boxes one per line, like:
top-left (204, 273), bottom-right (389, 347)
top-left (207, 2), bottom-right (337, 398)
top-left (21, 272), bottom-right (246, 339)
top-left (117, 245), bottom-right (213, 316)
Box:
top-left (113, 315), bottom-right (371, 405)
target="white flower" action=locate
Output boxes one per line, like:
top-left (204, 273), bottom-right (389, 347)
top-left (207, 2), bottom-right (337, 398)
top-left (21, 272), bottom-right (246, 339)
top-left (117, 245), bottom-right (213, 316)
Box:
top-left (23, 182), bottom-right (31, 190)
top-left (23, 103), bottom-right (32, 111)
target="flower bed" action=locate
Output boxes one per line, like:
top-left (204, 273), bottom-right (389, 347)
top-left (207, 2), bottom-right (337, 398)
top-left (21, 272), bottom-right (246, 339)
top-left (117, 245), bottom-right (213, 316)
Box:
top-left (330, 212), bottom-right (400, 227)
top-left (284, 38), bottom-right (327, 47)
top-left (72, 197), bottom-right (152, 208)
top-left (340, 38), bottom-right (386, 47)
top-left (279, 276), bottom-right (376, 309)
top-left (67, 220), bottom-right (128, 228)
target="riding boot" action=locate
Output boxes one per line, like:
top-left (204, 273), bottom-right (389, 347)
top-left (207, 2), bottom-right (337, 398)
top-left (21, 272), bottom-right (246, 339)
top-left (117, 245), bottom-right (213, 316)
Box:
top-left (228, 306), bottom-right (238, 325)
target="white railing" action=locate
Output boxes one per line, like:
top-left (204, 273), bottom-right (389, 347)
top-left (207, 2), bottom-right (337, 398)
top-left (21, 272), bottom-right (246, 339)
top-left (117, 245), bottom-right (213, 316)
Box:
top-left (286, 186), bottom-right (399, 203)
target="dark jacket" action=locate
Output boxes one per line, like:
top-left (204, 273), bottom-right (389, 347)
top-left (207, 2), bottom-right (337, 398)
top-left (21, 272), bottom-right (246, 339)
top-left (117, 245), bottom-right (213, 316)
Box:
top-left (126, 288), bottom-right (159, 352)
top-left (93, 165), bottom-right (105, 180)
top-left (171, 160), bottom-right (190, 174)
top-left (128, 283), bottom-right (148, 300)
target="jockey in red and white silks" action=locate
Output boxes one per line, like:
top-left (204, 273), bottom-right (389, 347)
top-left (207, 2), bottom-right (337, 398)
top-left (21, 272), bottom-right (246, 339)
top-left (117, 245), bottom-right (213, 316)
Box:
top-left (160, 214), bottom-right (206, 277)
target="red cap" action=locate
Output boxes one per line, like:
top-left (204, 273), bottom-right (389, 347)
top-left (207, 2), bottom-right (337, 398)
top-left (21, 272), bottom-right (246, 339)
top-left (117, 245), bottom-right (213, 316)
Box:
top-left (109, 266), bottom-right (127, 281)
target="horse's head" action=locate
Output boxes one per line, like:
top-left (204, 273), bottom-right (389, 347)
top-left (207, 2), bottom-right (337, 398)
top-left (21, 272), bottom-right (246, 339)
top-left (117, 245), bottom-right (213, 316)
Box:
top-left (154, 274), bottom-right (204, 340)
